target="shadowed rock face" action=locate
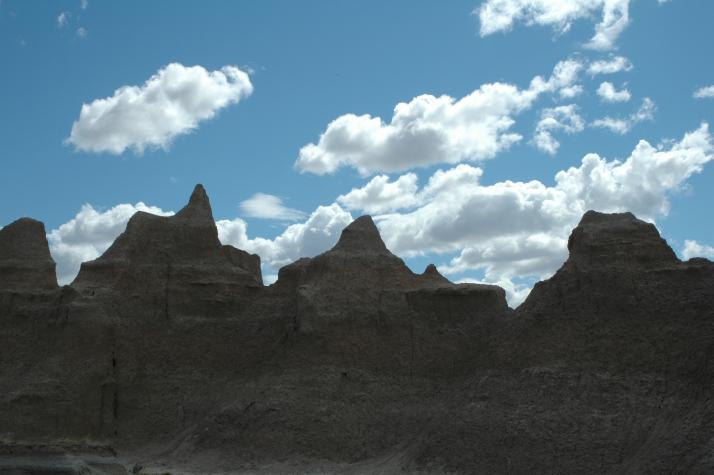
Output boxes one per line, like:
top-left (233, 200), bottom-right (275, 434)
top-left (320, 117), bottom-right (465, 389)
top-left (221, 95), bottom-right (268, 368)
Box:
top-left (566, 210), bottom-right (678, 271)
top-left (0, 218), bottom-right (57, 291)
top-left (72, 184), bottom-right (261, 316)
top-left (1, 188), bottom-right (713, 475)
top-left (520, 210), bottom-right (689, 318)
top-left (274, 214), bottom-right (507, 334)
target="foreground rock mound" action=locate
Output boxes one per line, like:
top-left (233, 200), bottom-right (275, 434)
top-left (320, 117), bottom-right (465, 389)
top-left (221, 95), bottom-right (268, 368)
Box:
top-left (1, 187), bottom-right (713, 474)
top-left (0, 217), bottom-right (57, 291)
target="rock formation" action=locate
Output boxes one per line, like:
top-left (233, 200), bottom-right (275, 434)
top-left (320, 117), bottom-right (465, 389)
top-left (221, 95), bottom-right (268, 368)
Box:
top-left (1, 186), bottom-right (713, 474)
top-left (274, 215), bottom-right (507, 331)
top-left (0, 217), bottom-right (57, 291)
top-left (72, 184), bottom-right (262, 317)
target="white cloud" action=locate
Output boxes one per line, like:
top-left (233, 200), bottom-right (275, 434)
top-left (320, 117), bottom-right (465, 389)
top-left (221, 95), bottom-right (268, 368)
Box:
top-left (337, 173), bottom-right (420, 214)
top-left (76, 27), bottom-right (87, 39)
top-left (693, 85), bottom-right (714, 99)
top-left (592, 97), bottom-right (655, 134)
top-left (587, 55), bottom-right (633, 75)
top-left (682, 240), bottom-right (714, 260)
top-left (57, 11), bottom-right (70, 28)
top-left (597, 81), bottom-right (631, 102)
top-left (532, 104), bottom-right (585, 155)
top-left (295, 59), bottom-right (582, 175)
top-left (66, 63), bottom-right (253, 154)
top-left (217, 204), bottom-right (354, 271)
top-left (239, 193), bottom-right (305, 221)
top-left (476, 0), bottom-right (630, 50)
top-left (48, 203), bottom-right (173, 284)
top-left (559, 84), bottom-right (583, 99)
top-left (80, 0), bottom-right (88, 9)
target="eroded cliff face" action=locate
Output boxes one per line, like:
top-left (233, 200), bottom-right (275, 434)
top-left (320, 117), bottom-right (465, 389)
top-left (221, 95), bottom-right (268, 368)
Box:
top-left (0, 218), bottom-right (57, 291)
top-left (72, 184), bottom-right (262, 318)
top-left (1, 186), bottom-right (713, 474)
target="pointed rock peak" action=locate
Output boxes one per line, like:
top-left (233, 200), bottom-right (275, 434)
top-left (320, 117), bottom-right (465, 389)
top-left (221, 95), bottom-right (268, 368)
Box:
top-left (176, 184), bottom-right (214, 221)
top-left (421, 264), bottom-right (451, 284)
top-left (332, 215), bottom-right (389, 254)
top-left (189, 184), bottom-right (209, 205)
top-left (567, 210), bottom-right (678, 269)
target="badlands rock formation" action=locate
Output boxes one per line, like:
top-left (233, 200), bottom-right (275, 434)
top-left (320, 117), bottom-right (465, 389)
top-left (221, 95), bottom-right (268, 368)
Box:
top-left (0, 217), bottom-right (57, 291)
top-left (0, 185), bottom-right (713, 474)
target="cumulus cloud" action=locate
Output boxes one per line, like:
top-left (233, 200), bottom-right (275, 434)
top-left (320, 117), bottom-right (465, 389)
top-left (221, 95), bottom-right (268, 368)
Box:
top-left (66, 63), bottom-right (253, 154)
top-left (693, 85), bottom-right (714, 99)
top-left (239, 193), bottom-right (305, 221)
top-left (597, 81), bottom-right (631, 102)
top-left (295, 59), bottom-right (582, 175)
top-left (337, 173), bottom-right (420, 214)
top-left (475, 0), bottom-right (630, 50)
top-left (217, 204), bottom-right (354, 271)
top-left (587, 55), bottom-right (633, 75)
top-left (531, 104), bottom-right (585, 155)
top-left (592, 97), bottom-right (655, 134)
top-left (48, 203), bottom-right (173, 284)
top-left (682, 240), bottom-right (714, 260)
top-left (559, 84), bottom-right (584, 99)
top-left (76, 27), bottom-right (87, 39)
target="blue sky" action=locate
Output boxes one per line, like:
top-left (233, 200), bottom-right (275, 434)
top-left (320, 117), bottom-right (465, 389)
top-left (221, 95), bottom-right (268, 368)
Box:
top-left (1, 0), bottom-right (713, 304)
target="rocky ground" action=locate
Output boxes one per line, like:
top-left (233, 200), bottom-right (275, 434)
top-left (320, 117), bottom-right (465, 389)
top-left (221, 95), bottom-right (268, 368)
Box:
top-left (1, 185), bottom-right (713, 474)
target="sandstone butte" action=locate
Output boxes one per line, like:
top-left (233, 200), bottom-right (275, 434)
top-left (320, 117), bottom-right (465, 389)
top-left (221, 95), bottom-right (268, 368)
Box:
top-left (1, 185), bottom-right (713, 474)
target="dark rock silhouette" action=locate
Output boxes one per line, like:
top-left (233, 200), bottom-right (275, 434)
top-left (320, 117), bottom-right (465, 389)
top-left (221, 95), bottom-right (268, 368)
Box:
top-left (72, 184), bottom-right (261, 316)
top-left (0, 217), bottom-right (57, 291)
top-left (1, 185), bottom-right (713, 474)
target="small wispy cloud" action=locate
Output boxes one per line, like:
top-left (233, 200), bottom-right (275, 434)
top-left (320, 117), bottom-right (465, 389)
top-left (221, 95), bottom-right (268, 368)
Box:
top-left (597, 81), bottom-right (631, 103)
top-left (76, 27), bottom-right (87, 39)
top-left (693, 85), bottom-right (714, 99)
top-left (240, 193), bottom-right (305, 221)
top-left (592, 98), bottom-right (655, 134)
top-left (587, 56), bottom-right (633, 76)
top-left (57, 11), bottom-right (70, 28)
top-left (532, 104), bottom-right (585, 155)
